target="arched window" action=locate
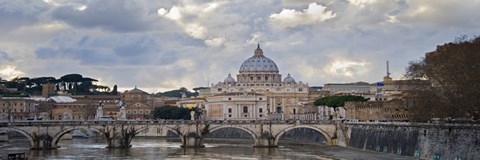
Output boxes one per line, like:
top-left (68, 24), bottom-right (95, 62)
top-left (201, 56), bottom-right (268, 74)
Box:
top-left (243, 106), bottom-right (248, 113)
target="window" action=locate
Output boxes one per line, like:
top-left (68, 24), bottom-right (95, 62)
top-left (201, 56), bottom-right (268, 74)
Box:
top-left (133, 110), bottom-right (137, 114)
top-left (299, 88), bottom-right (303, 91)
top-left (257, 77), bottom-right (261, 80)
top-left (218, 88), bottom-right (222, 92)
top-left (127, 110), bottom-right (131, 114)
top-left (228, 108), bottom-right (232, 113)
top-left (259, 108), bottom-right (263, 113)
top-left (265, 77), bottom-right (269, 81)
top-left (276, 107), bottom-right (282, 113)
top-left (139, 110), bottom-right (144, 114)
top-left (259, 97), bottom-right (262, 100)
top-left (228, 98), bottom-right (232, 100)
top-left (145, 110), bottom-right (150, 114)
top-left (243, 106), bottom-right (248, 113)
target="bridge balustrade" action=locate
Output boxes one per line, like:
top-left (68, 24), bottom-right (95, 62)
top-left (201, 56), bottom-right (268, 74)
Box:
top-left (0, 119), bottom-right (347, 127)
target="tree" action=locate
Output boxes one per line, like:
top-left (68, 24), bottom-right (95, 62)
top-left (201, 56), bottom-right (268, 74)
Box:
top-left (153, 106), bottom-right (192, 120)
top-left (405, 36), bottom-right (480, 121)
top-left (112, 85), bottom-right (118, 95)
top-left (314, 95), bottom-right (368, 108)
top-left (314, 95), bottom-right (368, 120)
top-left (156, 87), bottom-right (199, 98)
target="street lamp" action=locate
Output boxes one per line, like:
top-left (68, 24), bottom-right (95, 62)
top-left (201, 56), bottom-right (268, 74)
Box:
top-left (34, 104), bottom-right (39, 121)
top-left (7, 102), bottom-right (12, 122)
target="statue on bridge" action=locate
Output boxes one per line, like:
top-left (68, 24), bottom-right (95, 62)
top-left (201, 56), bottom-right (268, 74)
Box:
top-left (96, 102), bottom-right (104, 120)
top-left (119, 104), bottom-right (127, 120)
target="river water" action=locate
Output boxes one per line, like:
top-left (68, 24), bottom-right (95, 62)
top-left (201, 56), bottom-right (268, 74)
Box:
top-left (1, 137), bottom-right (414, 160)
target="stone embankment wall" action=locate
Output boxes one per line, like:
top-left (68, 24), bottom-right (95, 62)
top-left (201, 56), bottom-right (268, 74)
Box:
top-left (346, 123), bottom-right (480, 159)
top-left (205, 128), bottom-right (326, 144)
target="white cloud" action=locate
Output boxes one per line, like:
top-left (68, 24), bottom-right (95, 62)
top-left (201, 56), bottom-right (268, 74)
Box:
top-left (161, 6), bottom-right (181, 20)
top-left (0, 65), bottom-right (24, 80)
top-left (348, 0), bottom-right (377, 9)
top-left (247, 32), bottom-right (266, 45)
top-left (269, 3), bottom-right (336, 28)
top-left (205, 37), bottom-right (225, 47)
top-left (324, 59), bottom-right (369, 77)
top-left (157, 2), bottom-right (224, 40)
top-left (184, 23), bottom-right (207, 39)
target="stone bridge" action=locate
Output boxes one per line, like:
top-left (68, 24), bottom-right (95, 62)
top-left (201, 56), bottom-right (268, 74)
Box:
top-left (0, 120), bottom-right (347, 150)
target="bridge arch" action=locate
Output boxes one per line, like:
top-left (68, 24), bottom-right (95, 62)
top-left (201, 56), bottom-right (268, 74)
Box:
top-left (162, 126), bottom-right (194, 144)
top-left (274, 125), bottom-right (332, 145)
top-left (208, 125), bottom-right (258, 143)
top-left (52, 127), bottom-right (103, 147)
top-left (0, 127), bottom-right (35, 148)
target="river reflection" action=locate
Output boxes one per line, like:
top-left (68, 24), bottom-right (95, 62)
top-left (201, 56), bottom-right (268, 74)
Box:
top-left (1, 137), bottom-right (414, 160)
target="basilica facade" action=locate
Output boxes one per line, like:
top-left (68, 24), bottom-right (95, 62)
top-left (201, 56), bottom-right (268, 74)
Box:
top-left (206, 45), bottom-right (309, 120)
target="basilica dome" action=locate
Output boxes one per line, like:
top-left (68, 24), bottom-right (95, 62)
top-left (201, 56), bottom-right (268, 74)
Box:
top-left (283, 73), bottom-right (296, 84)
top-left (224, 73), bottom-right (236, 84)
top-left (239, 45), bottom-right (279, 73)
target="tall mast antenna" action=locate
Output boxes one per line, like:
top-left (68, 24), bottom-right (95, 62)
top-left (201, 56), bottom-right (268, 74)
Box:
top-left (386, 61), bottom-right (391, 77)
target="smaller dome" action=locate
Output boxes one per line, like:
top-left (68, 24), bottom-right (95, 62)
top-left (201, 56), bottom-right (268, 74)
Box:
top-left (224, 73), bottom-right (236, 84)
top-left (283, 73), bottom-right (296, 84)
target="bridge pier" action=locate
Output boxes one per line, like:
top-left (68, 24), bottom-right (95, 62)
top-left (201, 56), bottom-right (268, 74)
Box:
top-left (101, 125), bottom-right (144, 148)
top-left (253, 131), bottom-right (277, 148)
top-left (177, 122), bottom-right (210, 148)
top-left (31, 133), bottom-right (55, 150)
top-left (181, 133), bottom-right (205, 148)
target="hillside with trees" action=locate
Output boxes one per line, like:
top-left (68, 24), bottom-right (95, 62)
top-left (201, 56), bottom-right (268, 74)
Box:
top-left (0, 73), bottom-right (117, 96)
top-left (155, 87), bottom-right (199, 98)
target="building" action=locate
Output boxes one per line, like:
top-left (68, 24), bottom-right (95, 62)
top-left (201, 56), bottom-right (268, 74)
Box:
top-left (206, 45), bottom-right (309, 120)
top-left (370, 78), bottom-right (430, 101)
top-left (122, 87), bottom-right (153, 120)
top-left (344, 99), bottom-right (409, 121)
top-left (176, 97), bottom-right (206, 109)
top-left (207, 92), bottom-right (267, 120)
top-left (323, 82), bottom-right (371, 95)
top-left (0, 97), bottom-right (40, 121)
top-left (42, 83), bottom-right (56, 98)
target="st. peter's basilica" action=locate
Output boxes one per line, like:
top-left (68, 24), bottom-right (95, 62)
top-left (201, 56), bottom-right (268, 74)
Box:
top-left (206, 45), bottom-right (310, 120)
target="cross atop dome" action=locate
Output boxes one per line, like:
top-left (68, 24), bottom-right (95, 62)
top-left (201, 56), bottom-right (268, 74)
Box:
top-left (254, 44), bottom-right (263, 56)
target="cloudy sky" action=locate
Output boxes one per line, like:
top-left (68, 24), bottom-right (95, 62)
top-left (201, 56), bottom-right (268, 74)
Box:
top-left (0, 0), bottom-right (478, 93)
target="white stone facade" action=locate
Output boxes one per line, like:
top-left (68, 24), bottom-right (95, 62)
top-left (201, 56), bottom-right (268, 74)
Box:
top-left (206, 92), bottom-right (267, 120)
top-left (206, 45), bottom-right (309, 120)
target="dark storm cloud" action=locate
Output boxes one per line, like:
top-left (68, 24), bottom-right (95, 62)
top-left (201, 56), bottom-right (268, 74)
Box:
top-left (0, 51), bottom-right (14, 61)
top-left (35, 46), bottom-right (113, 65)
top-left (51, 0), bottom-right (162, 32)
top-left (0, 0), bottom-right (49, 33)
